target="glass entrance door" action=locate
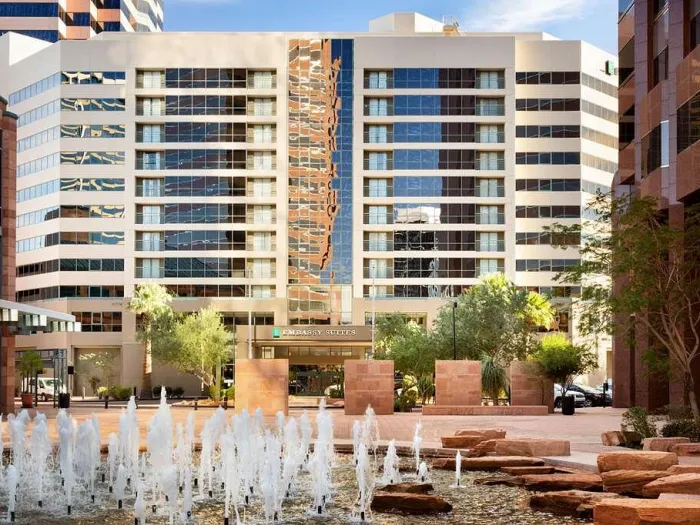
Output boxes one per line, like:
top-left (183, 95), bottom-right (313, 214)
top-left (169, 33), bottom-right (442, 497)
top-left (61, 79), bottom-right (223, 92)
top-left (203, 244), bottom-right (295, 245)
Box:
top-left (289, 365), bottom-right (342, 396)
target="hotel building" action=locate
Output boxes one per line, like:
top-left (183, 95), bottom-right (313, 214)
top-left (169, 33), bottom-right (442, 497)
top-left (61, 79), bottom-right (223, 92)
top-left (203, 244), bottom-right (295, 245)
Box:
top-left (0, 0), bottom-right (163, 43)
top-left (0, 13), bottom-right (618, 395)
top-left (614, 0), bottom-right (700, 409)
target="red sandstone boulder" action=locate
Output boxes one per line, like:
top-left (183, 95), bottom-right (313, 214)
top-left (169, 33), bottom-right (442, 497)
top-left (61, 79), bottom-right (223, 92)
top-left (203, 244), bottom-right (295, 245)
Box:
top-left (593, 498), bottom-right (700, 524)
top-left (440, 435), bottom-right (477, 449)
top-left (601, 431), bottom-right (625, 447)
top-left (474, 476), bottom-right (522, 487)
top-left (597, 451), bottom-right (678, 473)
top-left (600, 470), bottom-right (671, 496)
top-left (432, 456), bottom-right (544, 471)
top-left (529, 490), bottom-right (626, 519)
top-left (643, 437), bottom-right (691, 452)
top-left (672, 443), bottom-right (700, 457)
top-left (518, 473), bottom-right (603, 492)
top-left (493, 439), bottom-right (570, 457)
top-left (642, 473), bottom-right (700, 498)
top-left (501, 466), bottom-right (556, 475)
top-left (371, 492), bottom-right (453, 515)
top-left (466, 439), bottom-right (498, 457)
top-left (668, 465), bottom-right (700, 475)
top-left (379, 483), bottom-right (433, 494)
top-left (455, 428), bottom-right (506, 439)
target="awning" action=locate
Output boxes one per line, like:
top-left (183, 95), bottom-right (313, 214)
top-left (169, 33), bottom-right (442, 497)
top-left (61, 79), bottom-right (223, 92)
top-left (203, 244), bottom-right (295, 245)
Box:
top-left (0, 299), bottom-right (80, 332)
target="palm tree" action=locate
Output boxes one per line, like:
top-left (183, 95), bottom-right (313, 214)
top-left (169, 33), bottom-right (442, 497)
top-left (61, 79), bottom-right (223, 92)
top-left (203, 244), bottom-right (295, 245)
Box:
top-left (128, 283), bottom-right (172, 397)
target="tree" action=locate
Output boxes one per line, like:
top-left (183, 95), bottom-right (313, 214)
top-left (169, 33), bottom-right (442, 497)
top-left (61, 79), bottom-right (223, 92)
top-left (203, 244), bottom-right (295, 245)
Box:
top-left (18, 351), bottom-right (44, 394)
top-left (548, 194), bottom-right (700, 416)
top-left (152, 306), bottom-right (234, 400)
top-left (78, 351), bottom-right (116, 392)
top-left (533, 333), bottom-right (598, 397)
top-left (127, 283), bottom-right (173, 397)
top-left (374, 313), bottom-right (414, 353)
top-left (432, 274), bottom-right (554, 403)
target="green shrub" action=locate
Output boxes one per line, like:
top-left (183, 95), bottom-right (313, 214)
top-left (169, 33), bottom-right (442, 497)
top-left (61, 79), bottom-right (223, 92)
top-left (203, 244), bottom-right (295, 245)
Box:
top-left (96, 386), bottom-right (108, 399)
top-left (328, 384), bottom-right (344, 399)
top-left (664, 404), bottom-right (694, 421)
top-left (152, 386), bottom-right (173, 398)
top-left (221, 385), bottom-right (235, 401)
top-left (172, 386), bottom-right (184, 398)
top-left (108, 386), bottom-right (132, 401)
top-left (622, 406), bottom-right (658, 438)
top-left (661, 419), bottom-right (700, 441)
top-left (396, 389), bottom-right (418, 412)
top-left (415, 375), bottom-right (435, 405)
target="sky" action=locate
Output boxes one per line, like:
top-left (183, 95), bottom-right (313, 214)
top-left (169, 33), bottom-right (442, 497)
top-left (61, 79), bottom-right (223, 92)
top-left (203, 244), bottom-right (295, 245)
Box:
top-left (163, 0), bottom-right (617, 54)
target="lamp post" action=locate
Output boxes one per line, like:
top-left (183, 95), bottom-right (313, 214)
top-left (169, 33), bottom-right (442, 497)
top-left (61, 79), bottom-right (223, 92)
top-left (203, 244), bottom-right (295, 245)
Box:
top-left (247, 268), bottom-right (253, 360)
top-left (370, 261), bottom-right (376, 360)
top-left (452, 300), bottom-right (458, 360)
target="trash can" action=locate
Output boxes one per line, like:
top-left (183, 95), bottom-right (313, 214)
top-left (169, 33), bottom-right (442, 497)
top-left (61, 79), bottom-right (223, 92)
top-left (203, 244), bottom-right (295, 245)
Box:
top-left (562, 395), bottom-right (575, 415)
top-left (58, 392), bottom-right (70, 409)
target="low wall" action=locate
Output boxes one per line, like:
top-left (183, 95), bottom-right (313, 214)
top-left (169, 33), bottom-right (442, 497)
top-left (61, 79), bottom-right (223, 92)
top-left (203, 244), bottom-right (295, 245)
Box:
top-left (435, 360), bottom-right (481, 406)
top-left (344, 360), bottom-right (394, 415)
top-left (509, 361), bottom-right (554, 413)
top-left (234, 358), bottom-right (289, 416)
top-left (422, 405), bottom-right (549, 416)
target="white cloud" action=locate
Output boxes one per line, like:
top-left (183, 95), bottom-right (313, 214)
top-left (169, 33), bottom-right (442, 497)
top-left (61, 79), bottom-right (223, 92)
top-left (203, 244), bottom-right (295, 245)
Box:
top-left (462, 0), bottom-right (591, 32)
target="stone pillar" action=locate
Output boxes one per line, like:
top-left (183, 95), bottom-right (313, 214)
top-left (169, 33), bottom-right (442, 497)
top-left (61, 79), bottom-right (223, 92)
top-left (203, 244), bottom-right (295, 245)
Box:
top-left (344, 360), bottom-right (394, 415)
top-left (0, 98), bottom-right (17, 416)
top-left (434, 360), bottom-right (481, 406)
top-left (509, 361), bottom-right (554, 413)
top-left (234, 359), bottom-right (289, 416)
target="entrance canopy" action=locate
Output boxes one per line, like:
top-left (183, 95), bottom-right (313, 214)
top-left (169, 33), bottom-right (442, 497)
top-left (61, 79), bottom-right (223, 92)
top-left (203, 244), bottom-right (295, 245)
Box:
top-left (0, 299), bottom-right (79, 332)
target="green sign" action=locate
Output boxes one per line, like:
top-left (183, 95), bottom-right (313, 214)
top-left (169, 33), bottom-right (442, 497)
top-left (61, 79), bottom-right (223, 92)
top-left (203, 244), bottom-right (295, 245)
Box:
top-left (272, 327), bottom-right (281, 338)
top-left (605, 60), bottom-right (615, 76)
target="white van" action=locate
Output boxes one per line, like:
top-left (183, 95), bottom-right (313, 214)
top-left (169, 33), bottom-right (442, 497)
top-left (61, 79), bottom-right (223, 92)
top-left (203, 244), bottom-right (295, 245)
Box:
top-left (23, 377), bottom-right (62, 400)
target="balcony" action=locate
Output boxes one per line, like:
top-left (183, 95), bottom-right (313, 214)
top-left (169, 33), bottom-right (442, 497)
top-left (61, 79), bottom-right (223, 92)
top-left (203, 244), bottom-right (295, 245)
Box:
top-left (136, 213), bottom-right (164, 225)
top-left (476, 185), bottom-right (505, 198)
top-left (364, 132), bottom-right (394, 144)
top-left (475, 213), bottom-right (505, 225)
top-left (246, 241), bottom-right (276, 251)
top-left (363, 240), bottom-right (394, 251)
top-left (363, 268), bottom-right (393, 279)
top-left (475, 131), bottom-right (505, 144)
top-left (475, 266), bottom-right (505, 277)
top-left (136, 185), bottom-right (165, 198)
top-left (136, 159), bottom-right (163, 170)
top-left (475, 77), bottom-right (505, 90)
top-left (475, 240), bottom-right (505, 252)
top-left (250, 269), bottom-right (277, 279)
top-left (135, 267), bottom-right (165, 279)
top-left (135, 239), bottom-right (164, 252)
top-left (363, 159), bottom-right (393, 171)
top-left (476, 104), bottom-right (505, 117)
top-left (476, 158), bottom-right (505, 171)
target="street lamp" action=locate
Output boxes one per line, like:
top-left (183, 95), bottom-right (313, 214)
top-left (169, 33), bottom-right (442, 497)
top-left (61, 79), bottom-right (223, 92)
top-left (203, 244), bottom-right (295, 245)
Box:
top-left (452, 299), bottom-right (458, 360)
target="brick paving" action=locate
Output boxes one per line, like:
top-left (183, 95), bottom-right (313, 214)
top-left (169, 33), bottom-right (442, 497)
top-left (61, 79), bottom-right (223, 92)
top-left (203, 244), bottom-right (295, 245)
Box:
top-left (8, 403), bottom-right (626, 453)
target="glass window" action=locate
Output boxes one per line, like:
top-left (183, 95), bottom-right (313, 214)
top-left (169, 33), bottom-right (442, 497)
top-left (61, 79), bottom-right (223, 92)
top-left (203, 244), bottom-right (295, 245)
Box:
top-left (368, 71), bottom-right (388, 89)
top-left (368, 206), bottom-right (388, 225)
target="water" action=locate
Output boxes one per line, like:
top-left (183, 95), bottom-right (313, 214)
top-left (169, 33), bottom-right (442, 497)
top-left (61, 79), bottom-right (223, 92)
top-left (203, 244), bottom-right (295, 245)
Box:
top-left (0, 393), bottom-right (588, 524)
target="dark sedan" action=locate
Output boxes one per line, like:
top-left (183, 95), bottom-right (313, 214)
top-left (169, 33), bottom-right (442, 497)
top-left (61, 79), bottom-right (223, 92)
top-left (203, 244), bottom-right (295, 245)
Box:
top-left (567, 383), bottom-right (612, 407)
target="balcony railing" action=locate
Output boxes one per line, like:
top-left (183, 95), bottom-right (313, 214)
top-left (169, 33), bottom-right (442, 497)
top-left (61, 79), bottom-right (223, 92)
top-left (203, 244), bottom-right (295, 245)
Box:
top-left (475, 131), bottom-right (505, 144)
top-left (246, 241), bottom-right (276, 251)
top-left (475, 77), bottom-right (505, 89)
top-left (476, 104), bottom-right (505, 117)
top-left (363, 214), bottom-right (393, 225)
top-left (136, 185), bottom-right (165, 197)
top-left (136, 159), bottom-right (163, 170)
top-left (476, 185), bottom-right (505, 198)
top-left (363, 187), bottom-right (394, 198)
top-left (475, 213), bottom-right (505, 225)
top-left (363, 269), bottom-right (393, 279)
top-left (249, 269), bottom-right (277, 279)
top-left (135, 267), bottom-right (165, 278)
top-left (136, 213), bottom-right (164, 225)
top-left (475, 266), bottom-right (505, 277)
top-left (363, 240), bottom-right (394, 251)
top-left (135, 239), bottom-right (164, 252)
top-left (475, 240), bottom-right (505, 252)
top-left (364, 132), bottom-right (394, 144)
top-left (475, 158), bottom-right (505, 171)
top-left (364, 159), bottom-right (393, 171)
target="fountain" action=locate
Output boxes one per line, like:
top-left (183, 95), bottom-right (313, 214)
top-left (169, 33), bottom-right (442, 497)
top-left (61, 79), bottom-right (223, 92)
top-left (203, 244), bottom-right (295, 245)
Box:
top-left (354, 443), bottom-right (375, 522)
top-left (418, 461), bottom-right (429, 483)
top-left (412, 421), bottom-right (423, 476)
top-left (451, 451), bottom-right (463, 489)
top-left (114, 463), bottom-right (127, 509)
top-left (28, 413), bottom-right (51, 507)
top-left (380, 439), bottom-right (401, 485)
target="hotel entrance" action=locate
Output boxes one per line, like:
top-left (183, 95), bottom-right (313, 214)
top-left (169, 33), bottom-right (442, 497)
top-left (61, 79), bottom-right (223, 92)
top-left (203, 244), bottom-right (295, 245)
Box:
top-left (249, 326), bottom-right (373, 394)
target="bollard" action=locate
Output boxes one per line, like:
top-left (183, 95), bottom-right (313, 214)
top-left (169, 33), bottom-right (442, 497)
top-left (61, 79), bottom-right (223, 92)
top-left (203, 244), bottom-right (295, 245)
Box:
top-left (133, 387), bottom-right (139, 409)
top-left (194, 397), bottom-right (198, 411)
top-left (105, 396), bottom-right (109, 409)
top-left (223, 395), bottom-right (228, 410)
top-left (82, 387), bottom-right (85, 400)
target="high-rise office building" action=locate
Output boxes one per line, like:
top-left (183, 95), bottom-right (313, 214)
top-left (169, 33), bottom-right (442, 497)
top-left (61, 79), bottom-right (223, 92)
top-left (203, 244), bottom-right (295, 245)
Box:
top-left (0, 13), bottom-right (618, 395)
top-left (614, 0), bottom-right (700, 409)
top-left (0, 0), bottom-right (163, 43)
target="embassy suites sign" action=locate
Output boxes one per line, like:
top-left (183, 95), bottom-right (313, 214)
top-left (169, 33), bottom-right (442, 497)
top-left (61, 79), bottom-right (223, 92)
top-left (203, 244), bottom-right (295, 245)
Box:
top-left (258, 326), bottom-right (372, 342)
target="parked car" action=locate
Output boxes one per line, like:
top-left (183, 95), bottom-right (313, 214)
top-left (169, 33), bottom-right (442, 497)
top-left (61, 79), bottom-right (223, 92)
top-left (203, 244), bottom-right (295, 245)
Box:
top-left (568, 383), bottom-right (612, 407)
top-left (22, 377), bottom-right (62, 401)
top-left (553, 384), bottom-right (586, 408)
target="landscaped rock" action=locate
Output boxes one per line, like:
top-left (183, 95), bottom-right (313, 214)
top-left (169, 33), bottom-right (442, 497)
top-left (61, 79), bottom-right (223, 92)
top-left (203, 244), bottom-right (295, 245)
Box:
top-left (672, 443), bottom-right (700, 457)
top-left (529, 490), bottom-right (626, 519)
top-left (379, 483), bottom-right (433, 494)
top-left (455, 428), bottom-right (506, 440)
top-left (601, 431), bottom-right (626, 447)
top-left (668, 465), bottom-right (700, 475)
top-left (518, 473), bottom-right (604, 492)
top-left (432, 456), bottom-right (545, 471)
top-left (501, 466), bottom-right (556, 475)
top-left (466, 439), bottom-right (498, 457)
top-left (440, 435), bottom-right (477, 449)
top-left (659, 493), bottom-right (700, 500)
top-left (643, 437), bottom-right (691, 452)
top-left (593, 498), bottom-right (700, 524)
top-left (371, 493), bottom-right (453, 515)
top-left (642, 473), bottom-right (700, 498)
top-left (494, 439), bottom-right (570, 457)
top-left (474, 476), bottom-right (522, 487)
top-left (597, 451), bottom-right (678, 473)
top-left (600, 470), bottom-right (671, 496)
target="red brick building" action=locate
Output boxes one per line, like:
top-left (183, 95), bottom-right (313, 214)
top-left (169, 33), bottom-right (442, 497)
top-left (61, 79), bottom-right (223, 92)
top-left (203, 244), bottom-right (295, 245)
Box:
top-left (615, 0), bottom-right (700, 409)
